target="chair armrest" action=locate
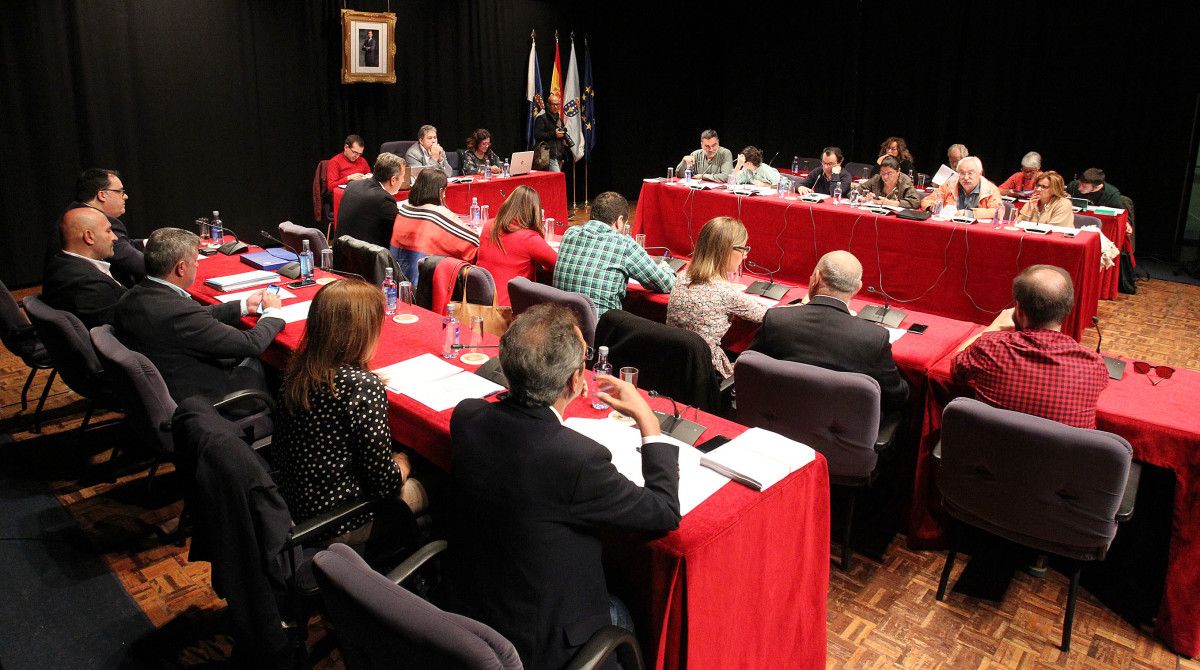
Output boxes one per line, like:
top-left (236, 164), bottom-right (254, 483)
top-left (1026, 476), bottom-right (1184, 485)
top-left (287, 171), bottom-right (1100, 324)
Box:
top-left (386, 540), bottom-right (449, 584)
top-left (565, 625), bottom-right (644, 670)
top-left (875, 410), bottom-right (904, 451)
top-left (718, 375), bottom-right (736, 394)
top-left (286, 497), bottom-right (382, 547)
top-left (1117, 461), bottom-right (1142, 523)
top-left (213, 388), bottom-right (276, 413)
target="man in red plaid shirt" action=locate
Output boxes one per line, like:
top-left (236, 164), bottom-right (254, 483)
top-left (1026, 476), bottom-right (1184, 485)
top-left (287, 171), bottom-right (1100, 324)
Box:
top-left (952, 265), bottom-right (1108, 429)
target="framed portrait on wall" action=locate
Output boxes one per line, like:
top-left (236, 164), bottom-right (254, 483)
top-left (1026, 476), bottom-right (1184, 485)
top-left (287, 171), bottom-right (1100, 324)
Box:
top-left (341, 9), bottom-right (396, 84)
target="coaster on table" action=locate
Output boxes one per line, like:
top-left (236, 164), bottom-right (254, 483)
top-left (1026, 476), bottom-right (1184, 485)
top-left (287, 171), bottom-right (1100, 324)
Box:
top-left (392, 314), bottom-right (419, 324)
top-left (315, 276), bottom-right (337, 285)
top-left (607, 411), bottom-right (636, 426)
top-left (460, 352), bottom-right (489, 365)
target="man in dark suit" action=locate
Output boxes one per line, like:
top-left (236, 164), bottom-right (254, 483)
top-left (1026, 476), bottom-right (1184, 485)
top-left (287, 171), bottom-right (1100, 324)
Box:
top-left (42, 207), bottom-right (127, 328)
top-left (336, 152), bottom-right (407, 249)
top-left (749, 250), bottom-right (909, 412)
top-left (796, 147), bottom-right (854, 197)
top-left (46, 169), bottom-right (146, 287)
top-left (113, 227), bottom-right (284, 404)
top-left (446, 304), bottom-right (681, 670)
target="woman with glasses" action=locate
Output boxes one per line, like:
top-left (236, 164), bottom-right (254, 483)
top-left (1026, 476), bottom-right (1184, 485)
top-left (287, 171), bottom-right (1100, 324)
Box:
top-left (1018, 171), bottom-right (1074, 226)
top-left (666, 217), bottom-right (766, 378)
top-left (860, 156), bottom-right (922, 208)
top-left (460, 128), bottom-right (502, 177)
top-left (869, 136), bottom-right (914, 177)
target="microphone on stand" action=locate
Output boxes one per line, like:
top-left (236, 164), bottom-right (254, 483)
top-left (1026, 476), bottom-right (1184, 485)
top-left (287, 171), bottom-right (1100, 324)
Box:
top-left (858, 286), bottom-right (907, 328)
top-left (765, 151), bottom-right (780, 167)
top-left (258, 230), bottom-right (304, 280)
top-left (643, 246), bottom-right (684, 272)
top-left (648, 390), bottom-right (706, 445)
top-left (745, 260), bottom-right (791, 301)
top-left (1092, 316), bottom-right (1127, 380)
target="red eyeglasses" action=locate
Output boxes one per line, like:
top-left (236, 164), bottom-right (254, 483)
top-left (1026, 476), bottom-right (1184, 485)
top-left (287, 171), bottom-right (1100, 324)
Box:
top-left (1132, 361), bottom-right (1175, 385)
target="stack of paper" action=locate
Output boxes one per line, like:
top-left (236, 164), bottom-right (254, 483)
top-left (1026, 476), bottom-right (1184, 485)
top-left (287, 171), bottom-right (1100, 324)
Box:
top-left (700, 427), bottom-right (815, 492)
top-left (374, 353), bottom-right (504, 412)
top-left (203, 270), bottom-right (278, 291)
top-left (214, 287), bottom-right (297, 303)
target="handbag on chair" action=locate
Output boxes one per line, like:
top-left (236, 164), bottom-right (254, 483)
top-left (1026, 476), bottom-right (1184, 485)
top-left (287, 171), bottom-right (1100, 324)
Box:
top-left (442, 263), bottom-right (513, 337)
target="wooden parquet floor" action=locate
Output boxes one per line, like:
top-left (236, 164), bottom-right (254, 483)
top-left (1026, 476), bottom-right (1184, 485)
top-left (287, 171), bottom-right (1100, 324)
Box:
top-left (2, 274), bottom-right (1198, 669)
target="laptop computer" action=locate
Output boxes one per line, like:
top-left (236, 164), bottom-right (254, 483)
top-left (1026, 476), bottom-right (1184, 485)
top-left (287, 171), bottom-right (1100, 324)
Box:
top-left (407, 165), bottom-right (429, 187)
top-left (509, 151), bottom-right (534, 176)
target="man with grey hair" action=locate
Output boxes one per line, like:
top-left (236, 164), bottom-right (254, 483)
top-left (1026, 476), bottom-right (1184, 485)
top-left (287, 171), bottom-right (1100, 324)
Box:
top-left (946, 144), bottom-right (969, 170)
top-left (338, 152), bottom-right (408, 248)
top-left (113, 227), bottom-right (285, 404)
top-left (404, 124), bottom-right (453, 177)
top-left (748, 250), bottom-right (909, 411)
top-left (446, 304), bottom-right (681, 669)
top-left (999, 151), bottom-right (1043, 197)
top-left (676, 129), bottom-right (733, 182)
top-left (920, 155), bottom-right (1006, 213)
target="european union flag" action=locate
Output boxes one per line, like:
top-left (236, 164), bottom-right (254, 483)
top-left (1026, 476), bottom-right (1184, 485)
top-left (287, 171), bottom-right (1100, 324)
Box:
top-left (581, 39), bottom-right (596, 158)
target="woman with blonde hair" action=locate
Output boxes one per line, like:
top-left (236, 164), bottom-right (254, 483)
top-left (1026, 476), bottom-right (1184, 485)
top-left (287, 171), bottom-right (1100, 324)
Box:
top-left (666, 217), bottom-right (767, 378)
top-left (476, 185), bottom-right (558, 306)
top-left (1018, 171), bottom-right (1074, 227)
top-left (276, 279), bottom-right (426, 549)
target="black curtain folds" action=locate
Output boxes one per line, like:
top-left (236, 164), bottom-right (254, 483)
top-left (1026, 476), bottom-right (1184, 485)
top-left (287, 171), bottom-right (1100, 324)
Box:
top-left (2, 2), bottom-right (1196, 287)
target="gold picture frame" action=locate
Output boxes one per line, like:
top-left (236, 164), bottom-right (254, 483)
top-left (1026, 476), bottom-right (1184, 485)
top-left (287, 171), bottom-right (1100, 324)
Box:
top-left (341, 9), bottom-right (396, 84)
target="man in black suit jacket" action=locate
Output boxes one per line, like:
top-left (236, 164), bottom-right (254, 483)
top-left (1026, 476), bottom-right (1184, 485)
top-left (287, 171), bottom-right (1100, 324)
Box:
top-left (797, 146), bottom-right (855, 197)
top-left (446, 305), bottom-right (681, 670)
top-left (336, 152), bottom-right (407, 249)
top-left (42, 208), bottom-right (127, 329)
top-left (749, 250), bottom-right (909, 412)
top-left (45, 169), bottom-right (146, 287)
top-left (114, 227), bottom-right (284, 404)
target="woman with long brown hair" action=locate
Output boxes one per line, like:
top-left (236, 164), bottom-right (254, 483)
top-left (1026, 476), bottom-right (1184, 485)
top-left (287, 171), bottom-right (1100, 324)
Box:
top-left (476, 184), bottom-right (558, 306)
top-left (276, 279), bottom-right (425, 547)
top-left (870, 136), bottom-right (914, 176)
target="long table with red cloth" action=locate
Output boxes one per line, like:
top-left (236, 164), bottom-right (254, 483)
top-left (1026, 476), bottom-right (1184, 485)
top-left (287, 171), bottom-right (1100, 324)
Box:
top-left (331, 171), bottom-right (569, 236)
top-left (631, 180), bottom-right (1102, 340)
top-left (188, 249), bottom-right (830, 668)
top-left (909, 347), bottom-right (1200, 657)
top-left (1007, 198), bottom-right (1131, 300)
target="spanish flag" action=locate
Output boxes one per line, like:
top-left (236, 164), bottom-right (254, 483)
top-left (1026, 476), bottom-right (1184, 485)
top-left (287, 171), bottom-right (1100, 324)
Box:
top-left (550, 33), bottom-right (563, 96)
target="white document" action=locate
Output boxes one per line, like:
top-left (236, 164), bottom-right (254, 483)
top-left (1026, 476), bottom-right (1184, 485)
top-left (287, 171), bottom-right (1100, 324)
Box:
top-left (931, 164), bottom-right (955, 186)
top-left (276, 300), bottom-right (312, 323)
top-left (701, 427), bottom-right (815, 492)
top-left (203, 270), bottom-right (278, 291)
top-left (885, 327), bottom-right (907, 344)
top-left (375, 353), bottom-right (503, 412)
top-left (563, 418), bottom-right (729, 515)
top-left (746, 293), bottom-right (780, 309)
top-left (215, 287), bottom-right (297, 303)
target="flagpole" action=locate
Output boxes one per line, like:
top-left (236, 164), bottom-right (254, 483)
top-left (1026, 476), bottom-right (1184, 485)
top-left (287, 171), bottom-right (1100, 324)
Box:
top-left (571, 159), bottom-right (578, 214)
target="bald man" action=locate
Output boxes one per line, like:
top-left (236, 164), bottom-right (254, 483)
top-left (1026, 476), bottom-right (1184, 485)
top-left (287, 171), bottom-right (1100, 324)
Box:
top-left (748, 250), bottom-right (909, 412)
top-left (952, 265), bottom-right (1107, 429)
top-left (45, 169), bottom-right (146, 287)
top-left (42, 207), bottom-right (127, 328)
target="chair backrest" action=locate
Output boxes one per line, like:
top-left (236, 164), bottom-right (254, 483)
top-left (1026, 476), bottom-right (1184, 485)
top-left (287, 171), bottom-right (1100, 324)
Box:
top-left (91, 325), bottom-right (176, 456)
top-left (939, 397), bottom-right (1132, 560)
top-left (278, 220), bottom-right (330, 256)
top-left (1073, 213), bottom-right (1102, 230)
top-left (594, 310), bottom-right (720, 411)
top-left (446, 149), bottom-right (462, 176)
top-left (416, 255), bottom-right (496, 309)
top-left (795, 157), bottom-right (821, 173)
top-left (843, 162), bottom-right (874, 180)
top-left (1118, 195), bottom-right (1135, 225)
top-left (334, 235), bottom-right (407, 286)
top-left (734, 350), bottom-right (881, 480)
top-left (379, 140), bottom-right (415, 158)
top-left (314, 159), bottom-right (329, 224)
top-left (0, 280), bottom-right (43, 363)
top-left (22, 294), bottom-right (107, 399)
top-left (313, 543), bottom-right (523, 670)
top-left (508, 277), bottom-right (599, 346)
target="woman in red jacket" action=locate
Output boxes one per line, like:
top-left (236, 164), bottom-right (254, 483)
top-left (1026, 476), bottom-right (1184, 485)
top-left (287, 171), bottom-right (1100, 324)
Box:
top-left (477, 185), bottom-right (557, 306)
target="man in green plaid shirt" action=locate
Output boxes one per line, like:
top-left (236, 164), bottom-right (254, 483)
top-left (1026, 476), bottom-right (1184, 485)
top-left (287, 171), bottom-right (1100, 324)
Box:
top-left (553, 192), bottom-right (676, 315)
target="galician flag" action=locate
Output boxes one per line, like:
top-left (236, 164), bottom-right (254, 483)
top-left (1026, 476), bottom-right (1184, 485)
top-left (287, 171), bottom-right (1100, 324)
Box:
top-left (563, 36), bottom-right (584, 162)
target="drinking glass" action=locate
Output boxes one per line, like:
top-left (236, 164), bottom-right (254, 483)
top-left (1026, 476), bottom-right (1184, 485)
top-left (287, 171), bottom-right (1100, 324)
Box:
top-left (397, 281), bottom-right (414, 313)
top-left (468, 316), bottom-right (485, 347)
top-left (319, 248), bottom-right (334, 270)
top-left (480, 204), bottom-right (490, 223)
top-left (544, 217), bottom-right (556, 243)
top-left (635, 233), bottom-right (647, 247)
top-left (619, 366), bottom-right (639, 388)
top-left (667, 167), bottom-right (675, 181)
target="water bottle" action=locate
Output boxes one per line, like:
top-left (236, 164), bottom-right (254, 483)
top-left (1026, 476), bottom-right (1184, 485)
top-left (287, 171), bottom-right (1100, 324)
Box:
top-left (791, 156), bottom-right (800, 174)
top-left (382, 267), bottom-right (398, 315)
top-left (210, 210), bottom-right (224, 244)
top-left (833, 183), bottom-right (843, 205)
top-left (684, 167), bottom-right (693, 185)
top-left (502, 159), bottom-right (510, 178)
top-left (469, 197), bottom-right (481, 226)
top-left (777, 178), bottom-right (789, 198)
top-left (442, 303), bottom-right (460, 358)
top-left (299, 239), bottom-right (314, 283)
top-left (591, 346), bottom-right (612, 410)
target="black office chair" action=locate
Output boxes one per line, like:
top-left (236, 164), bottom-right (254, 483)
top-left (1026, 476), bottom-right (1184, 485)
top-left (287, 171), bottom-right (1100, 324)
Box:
top-left (0, 281), bottom-right (55, 421)
top-left (508, 277), bottom-right (599, 347)
top-left (379, 140), bottom-right (416, 158)
top-left (414, 255), bottom-right (496, 310)
top-left (279, 221), bottom-right (330, 257)
top-left (334, 235), bottom-right (408, 286)
top-left (1072, 213), bottom-right (1102, 230)
top-left (446, 150), bottom-right (462, 177)
top-left (843, 162), bottom-right (874, 180)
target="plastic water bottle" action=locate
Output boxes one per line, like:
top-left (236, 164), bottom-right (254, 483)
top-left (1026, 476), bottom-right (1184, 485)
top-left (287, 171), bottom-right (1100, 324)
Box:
top-left (299, 239), bottom-right (314, 283)
top-left (469, 197), bottom-right (481, 226)
top-left (382, 267), bottom-right (398, 315)
top-left (502, 159), bottom-right (510, 178)
top-left (833, 182), bottom-right (843, 205)
top-left (791, 156), bottom-right (800, 174)
top-left (442, 303), bottom-right (460, 358)
top-left (210, 211), bottom-right (224, 244)
top-left (592, 346), bottom-right (612, 410)
top-left (777, 178), bottom-right (788, 198)
top-left (684, 168), bottom-right (693, 185)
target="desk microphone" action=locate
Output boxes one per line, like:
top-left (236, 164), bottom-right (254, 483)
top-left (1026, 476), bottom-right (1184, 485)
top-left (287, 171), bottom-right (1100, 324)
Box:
top-left (765, 151), bottom-right (780, 167)
top-left (1092, 316), bottom-right (1127, 380)
top-left (648, 390), bottom-right (706, 445)
top-left (745, 260), bottom-right (791, 300)
top-left (859, 286), bottom-right (907, 328)
top-left (258, 229), bottom-right (304, 280)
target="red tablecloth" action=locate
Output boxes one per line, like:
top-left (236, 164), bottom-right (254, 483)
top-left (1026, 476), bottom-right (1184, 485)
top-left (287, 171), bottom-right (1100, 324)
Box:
top-left (1008, 199), bottom-right (1131, 300)
top-left (911, 349), bottom-right (1200, 657)
top-left (331, 171), bottom-right (569, 236)
top-left (631, 181), bottom-right (1102, 340)
top-left (188, 250), bottom-right (830, 668)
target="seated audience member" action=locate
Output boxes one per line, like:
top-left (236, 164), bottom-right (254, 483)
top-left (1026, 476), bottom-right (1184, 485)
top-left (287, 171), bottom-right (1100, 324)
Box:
top-left (920, 156), bottom-right (1005, 213)
top-left (446, 304), bottom-right (681, 670)
top-left (952, 264), bottom-right (1107, 429)
top-left (796, 147), bottom-right (854, 197)
top-left (1018, 171), bottom-right (1074, 226)
top-left (114, 228), bottom-right (284, 404)
top-left (998, 151), bottom-right (1042, 197)
top-left (748, 250), bottom-right (909, 412)
top-left (553, 191), bottom-right (675, 315)
top-left (946, 143), bottom-right (969, 170)
top-left (276, 279), bottom-right (426, 550)
top-left (869, 137), bottom-right (914, 177)
top-left (534, 93), bottom-right (571, 172)
top-left (42, 207), bottom-right (126, 328)
top-left (48, 168), bottom-right (145, 287)
top-left (404, 124), bottom-right (454, 177)
top-left (1067, 167), bottom-right (1124, 208)
top-left (666, 217), bottom-right (765, 378)
top-left (477, 185), bottom-right (557, 306)
top-left (676, 129), bottom-right (734, 182)
top-left (390, 169), bottom-right (479, 285)
top-left (336, 152), bottom-right (407, 250)
top-left (460, 128), bottom-right (502, 177)
top-left (325, 134), bottom-right (370, 193)
top-left (730, 146), bottom-right (782, 186)
top-left (860, 156), bottom-right (922, 208)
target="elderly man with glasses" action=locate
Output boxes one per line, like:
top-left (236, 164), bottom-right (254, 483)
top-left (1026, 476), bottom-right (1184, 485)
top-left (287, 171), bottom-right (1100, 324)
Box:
top-left (920, 156), bottom-right (1006, 214)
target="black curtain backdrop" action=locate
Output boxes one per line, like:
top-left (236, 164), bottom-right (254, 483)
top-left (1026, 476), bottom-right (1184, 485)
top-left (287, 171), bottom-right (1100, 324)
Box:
top-left (3, 1), bottom-right (1197, 287)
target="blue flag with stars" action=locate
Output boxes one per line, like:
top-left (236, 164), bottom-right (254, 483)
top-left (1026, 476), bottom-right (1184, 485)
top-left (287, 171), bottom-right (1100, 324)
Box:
top-left (581, 39), bottom-right (596, 157)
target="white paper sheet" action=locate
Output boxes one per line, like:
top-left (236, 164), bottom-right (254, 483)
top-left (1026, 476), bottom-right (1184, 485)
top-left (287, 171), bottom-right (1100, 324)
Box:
top-left (931, 164), bottom-right (955, 186)
top-left (214, 287), bottom-right (297, 303)
top-left (204, 270), bottom-right (278, 291)
top-left (376, 353), bottom-right (463, 390)
top-left (276, 300), bottom-right (312, 323)
top-left (885, 327), bottom-right (907, 344)
top-left (375, 353), bottom-right (503, 412)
